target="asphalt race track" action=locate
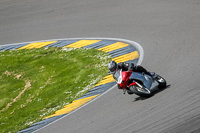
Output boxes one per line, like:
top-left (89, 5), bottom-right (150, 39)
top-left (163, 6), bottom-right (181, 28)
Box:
top-left (1, 0), bottom-right (200, 133)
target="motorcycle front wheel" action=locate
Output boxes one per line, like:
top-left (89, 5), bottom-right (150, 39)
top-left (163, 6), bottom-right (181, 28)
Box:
top-left (156, 75), bottom-right (167, 89)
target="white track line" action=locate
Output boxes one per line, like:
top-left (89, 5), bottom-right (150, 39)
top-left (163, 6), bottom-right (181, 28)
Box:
top-left (1, 38), bottom-right (143, 65)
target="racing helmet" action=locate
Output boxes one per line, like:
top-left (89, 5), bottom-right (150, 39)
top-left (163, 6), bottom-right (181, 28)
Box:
top-left (108, 60), bottom-right (117, 72)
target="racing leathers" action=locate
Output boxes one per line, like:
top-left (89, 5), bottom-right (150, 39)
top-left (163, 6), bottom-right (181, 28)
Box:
top-left (117, 62), bottom-right (149, 74)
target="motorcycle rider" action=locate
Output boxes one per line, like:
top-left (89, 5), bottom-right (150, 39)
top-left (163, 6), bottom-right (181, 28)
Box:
top-left (108, 60), bottom-right (152, 75)
top-left (108, 60), bottom-right (154, 90)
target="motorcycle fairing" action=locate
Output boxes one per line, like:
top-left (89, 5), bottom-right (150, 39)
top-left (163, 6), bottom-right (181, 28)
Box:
top-left (129, 72), bottom-right (153, 89)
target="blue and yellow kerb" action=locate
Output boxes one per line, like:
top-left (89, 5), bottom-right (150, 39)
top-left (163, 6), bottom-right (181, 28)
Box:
top-left (0, 38), bottom-right (141, 132)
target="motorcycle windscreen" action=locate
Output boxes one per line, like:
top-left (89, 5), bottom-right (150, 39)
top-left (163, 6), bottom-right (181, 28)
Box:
top-left (113, 69), bottom-right (121, 81)
top-left (129, 72), bottom-right (152, 89)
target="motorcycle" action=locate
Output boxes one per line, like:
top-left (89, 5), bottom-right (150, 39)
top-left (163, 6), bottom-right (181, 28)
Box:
top-left (113, 69), bottom-right (167, 97)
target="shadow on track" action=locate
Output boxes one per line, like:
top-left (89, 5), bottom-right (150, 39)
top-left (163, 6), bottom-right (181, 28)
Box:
top-left (134, 84), bottom-right (171, 101)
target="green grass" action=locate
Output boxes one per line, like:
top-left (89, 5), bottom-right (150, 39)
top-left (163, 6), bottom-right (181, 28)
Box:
top-left (0, 47), bottom-right (111, 133)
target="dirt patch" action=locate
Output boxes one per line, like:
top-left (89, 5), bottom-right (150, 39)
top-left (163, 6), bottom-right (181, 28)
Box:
top-left (0, 80), bottom-right (31, 113)
top-left (4, 71), bottom-right (12, 76)
top-left (45, 77), bottom-right (51, 86)
top-left (15, 74), bottom-right (22, 79)
top-left (3, 70), bottom-right (23, 80)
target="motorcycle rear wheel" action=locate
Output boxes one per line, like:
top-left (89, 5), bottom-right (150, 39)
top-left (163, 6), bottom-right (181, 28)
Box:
top-left (129, 85), bottom-right (152, 98)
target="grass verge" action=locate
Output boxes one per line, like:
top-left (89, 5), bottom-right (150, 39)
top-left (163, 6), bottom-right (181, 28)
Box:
top-left (0, 47), bottom-right (111, 133)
